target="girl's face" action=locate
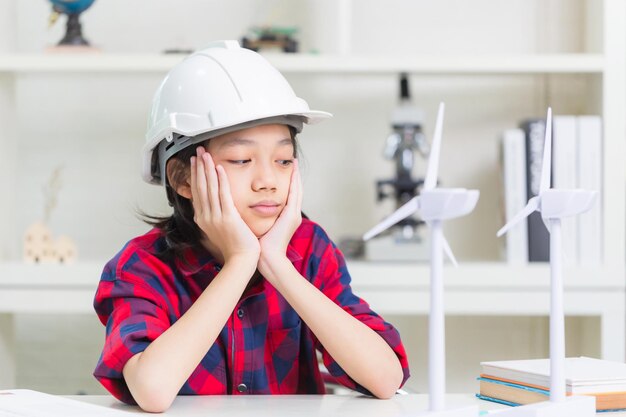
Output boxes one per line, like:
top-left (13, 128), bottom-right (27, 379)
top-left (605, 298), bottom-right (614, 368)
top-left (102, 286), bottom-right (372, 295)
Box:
top-left (206, 124), bottom-right (295, 237)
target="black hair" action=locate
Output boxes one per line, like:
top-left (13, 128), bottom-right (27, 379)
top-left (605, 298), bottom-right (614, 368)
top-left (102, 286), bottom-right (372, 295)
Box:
top-left (140, 126), bottom-right (299, 262)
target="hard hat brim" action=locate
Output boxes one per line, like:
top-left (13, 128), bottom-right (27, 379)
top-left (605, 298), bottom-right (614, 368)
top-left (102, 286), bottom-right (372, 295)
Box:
top-left (141, 110), bottom-right (332, 185)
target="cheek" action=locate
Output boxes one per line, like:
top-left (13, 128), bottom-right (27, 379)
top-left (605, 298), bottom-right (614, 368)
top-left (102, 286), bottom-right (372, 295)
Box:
top-left (225, 176), bottom-right (247, 209)
top-left (278, 174), bottom-right (291, 198)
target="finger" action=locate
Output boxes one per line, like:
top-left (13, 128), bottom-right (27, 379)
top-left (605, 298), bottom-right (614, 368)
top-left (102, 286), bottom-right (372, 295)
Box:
top-left (295, 159), bottom-right (303, 211)
top-left (202, 152), bottom-right (221, 217)
top-left (285, 159), bottom-right (299, 214)
top-left (194, 147), bottom-right (211, 216)
top-left (189, 156), bottom-right (200, 214)
top-left (215, 164), bottom-right (237, 215)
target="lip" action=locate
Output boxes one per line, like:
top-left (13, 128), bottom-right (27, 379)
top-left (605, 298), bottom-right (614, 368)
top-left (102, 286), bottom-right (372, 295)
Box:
top-left (249, 201), bottom-right (281, 216)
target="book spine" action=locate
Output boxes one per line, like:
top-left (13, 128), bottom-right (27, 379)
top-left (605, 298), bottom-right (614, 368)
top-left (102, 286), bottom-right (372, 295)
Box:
top-left (577, 116), bottom-right (603, 266)
top-left (501, 129), bottom-right (528, 263)
top-left (552, 115), bottom-right (579, 265)
top-left (520, 119), bottom-right (550, 262)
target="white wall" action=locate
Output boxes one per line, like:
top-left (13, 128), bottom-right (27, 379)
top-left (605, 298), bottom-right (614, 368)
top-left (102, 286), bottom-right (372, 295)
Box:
top-left (10, 0), bottom-right (592, 260)
top-left (5, 0), bottom-right (602, 395)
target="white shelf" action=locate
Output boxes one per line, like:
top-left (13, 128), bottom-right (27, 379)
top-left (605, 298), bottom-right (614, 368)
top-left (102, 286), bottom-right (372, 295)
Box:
top-left (0, 263), bottom-right (100, 314)
top-left (0, 53), bottom-right (605, 74)
top-left (347, 261), bottom-right (624, 291)
top-left (0, 262), bottom-right (101, 287)
top-left (0, 260), bottom-right (620, 292)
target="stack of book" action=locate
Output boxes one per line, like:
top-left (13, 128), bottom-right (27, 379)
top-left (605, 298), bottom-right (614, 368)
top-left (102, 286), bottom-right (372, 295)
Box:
top-left (498, 115), bottom-right (602, 265)
top-left (477, 357), bottom-right (626, 412)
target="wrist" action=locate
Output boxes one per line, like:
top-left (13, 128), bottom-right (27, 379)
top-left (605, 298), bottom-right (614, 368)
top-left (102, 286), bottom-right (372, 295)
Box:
top-left (260, 249), bottom-right (288, 262)
top-left (223, 254), bottom-right (259, 275)
top-left (258, 254), bottom-right (292, 283)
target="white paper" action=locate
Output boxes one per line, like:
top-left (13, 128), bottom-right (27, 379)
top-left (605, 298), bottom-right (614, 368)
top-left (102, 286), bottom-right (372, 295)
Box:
top-left (0, 390), bottom-right (131, 417)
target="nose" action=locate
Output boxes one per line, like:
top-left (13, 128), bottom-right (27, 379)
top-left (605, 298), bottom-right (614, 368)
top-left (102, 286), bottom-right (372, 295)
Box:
top-left (251, 160), bottom-right (277, 192)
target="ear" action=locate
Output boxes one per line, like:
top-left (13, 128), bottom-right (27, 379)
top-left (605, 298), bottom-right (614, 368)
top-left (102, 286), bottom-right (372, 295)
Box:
top-left (166, 159), bottom-right (192, 199)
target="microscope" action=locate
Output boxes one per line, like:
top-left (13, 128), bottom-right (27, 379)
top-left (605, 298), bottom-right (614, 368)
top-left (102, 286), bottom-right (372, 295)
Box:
top-left (364, 74), bottom-right (431, 261)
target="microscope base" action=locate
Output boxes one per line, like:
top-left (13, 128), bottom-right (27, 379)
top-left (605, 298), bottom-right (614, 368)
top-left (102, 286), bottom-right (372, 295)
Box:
top-left (364, 233), bottom-right (430, 262)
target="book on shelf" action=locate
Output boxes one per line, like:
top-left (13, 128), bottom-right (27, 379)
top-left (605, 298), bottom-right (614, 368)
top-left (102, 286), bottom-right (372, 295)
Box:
top-left (552, 115), bottom-right (578, 266)
top-left (499, 115), bottom-right (603, 265)
top-left (519, 118), bottom-right (550, 262)
top-left (477, 356), bottom-right (626, 412)
top-left (577, 115), bottom-right (603, 267)
top-left (498, 128), bottom-right (528, 264)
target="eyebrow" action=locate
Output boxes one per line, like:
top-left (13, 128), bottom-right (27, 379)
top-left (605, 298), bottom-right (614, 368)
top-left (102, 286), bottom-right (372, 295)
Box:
top-left (218, 137), bottom-right (293, 149)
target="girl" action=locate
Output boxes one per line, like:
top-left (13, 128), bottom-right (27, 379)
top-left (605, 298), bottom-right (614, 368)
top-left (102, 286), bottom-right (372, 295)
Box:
top-left (93, 40), bottom-right (409, 413)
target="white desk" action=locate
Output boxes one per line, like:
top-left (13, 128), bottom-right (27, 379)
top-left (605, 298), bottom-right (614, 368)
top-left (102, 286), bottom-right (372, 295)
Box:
top-left (64, 394), bottom-right (626, 416)
top-left (67, 394), bottom-right (508, 415)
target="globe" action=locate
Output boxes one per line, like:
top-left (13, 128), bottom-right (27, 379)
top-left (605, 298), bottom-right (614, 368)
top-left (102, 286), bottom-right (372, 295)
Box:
top-left (48, 0), bottom-right (96, 46)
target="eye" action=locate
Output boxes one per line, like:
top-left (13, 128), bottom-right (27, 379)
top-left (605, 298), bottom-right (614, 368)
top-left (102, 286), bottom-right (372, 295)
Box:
top-left (227, 159), bottom-right (251, 165)
top-left (277, 159), bottom-right (294, 166)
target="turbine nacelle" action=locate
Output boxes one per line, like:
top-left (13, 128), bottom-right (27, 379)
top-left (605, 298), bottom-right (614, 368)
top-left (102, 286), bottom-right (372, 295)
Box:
top-left (540, 189), bottom-right (597, 219)
top-left (420, 189), bottom-right (480, 221)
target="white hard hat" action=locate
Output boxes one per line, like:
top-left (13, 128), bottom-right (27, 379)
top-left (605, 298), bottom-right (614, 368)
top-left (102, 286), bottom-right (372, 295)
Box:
top-left (142, 40), bottom-right (332, 185)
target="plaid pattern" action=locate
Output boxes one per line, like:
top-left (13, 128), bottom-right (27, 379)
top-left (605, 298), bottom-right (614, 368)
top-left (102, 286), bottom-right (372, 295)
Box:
top-left (93, 218), bottom-right (410, 404)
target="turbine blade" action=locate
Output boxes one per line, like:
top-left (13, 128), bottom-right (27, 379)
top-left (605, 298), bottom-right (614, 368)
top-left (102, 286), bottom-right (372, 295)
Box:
top-left (442, 234), bottom-right (458, 267)
top-left (497, 197), bottom-right (540, 237)
top-left (540, 107), bottom-right (552, 194)
top-left (424, 102), bottom-right (445, 190)
top-left (363, 197), bottom-right (420, 241)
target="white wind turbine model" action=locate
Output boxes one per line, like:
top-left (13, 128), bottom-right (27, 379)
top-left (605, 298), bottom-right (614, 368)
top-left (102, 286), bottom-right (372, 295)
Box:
top-left (364, 103), bottom-right (479, 416)
top-left (495, 108), bottom-right (596, 417)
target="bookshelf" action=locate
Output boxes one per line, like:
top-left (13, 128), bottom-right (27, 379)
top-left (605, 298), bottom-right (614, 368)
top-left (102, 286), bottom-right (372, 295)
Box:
top-left (0, 0), bottom-right (624, 393)
top-left (0, 53), bottom-right (606, 74)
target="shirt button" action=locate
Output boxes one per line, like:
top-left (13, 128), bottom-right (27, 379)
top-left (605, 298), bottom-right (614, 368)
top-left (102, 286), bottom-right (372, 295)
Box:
top-left (237, 383), bottom-right (248, 393)
top-left (215, 265), bottom-right (222, 272)
top-left (237, 308), bottom-right (244, 318)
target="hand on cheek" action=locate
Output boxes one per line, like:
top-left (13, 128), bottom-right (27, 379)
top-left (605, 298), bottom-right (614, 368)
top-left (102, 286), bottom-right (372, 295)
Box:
top-left (258, 159), bottom-right (302, 278)
top-left (189, 146), bottom-right (260, 266)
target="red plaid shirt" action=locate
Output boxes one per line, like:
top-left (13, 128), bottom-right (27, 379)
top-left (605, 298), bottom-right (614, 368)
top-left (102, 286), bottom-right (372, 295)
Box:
top-left (93, 218), bottom-right (409, 404)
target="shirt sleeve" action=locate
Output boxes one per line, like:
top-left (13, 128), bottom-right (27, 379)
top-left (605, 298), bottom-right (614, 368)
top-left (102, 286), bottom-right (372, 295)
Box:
top-left (308, 226), bottom-right (410, 395)
top-left (93, 255), bottom-right (171, 405)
